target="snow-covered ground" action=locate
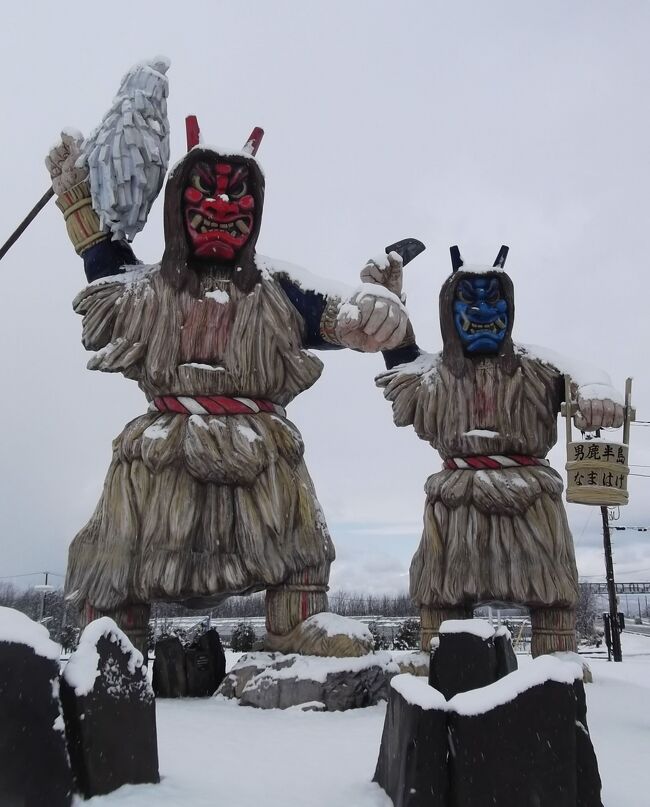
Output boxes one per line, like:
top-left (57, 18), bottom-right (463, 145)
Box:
top-left (81, 633), bottom-right (650, 807)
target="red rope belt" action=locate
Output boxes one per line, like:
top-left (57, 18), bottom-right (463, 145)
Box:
top-left (152, 395), bottom-right (286, 417)
top-left (444, 455), bottom-right (550, 470)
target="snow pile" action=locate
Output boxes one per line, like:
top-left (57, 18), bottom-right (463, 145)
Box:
top-left (448, 655), bottom-right (583, 716)
top-left (391, 674), bottom-right (447, 710)
top-left (464, 429), bottom-right (500, 438)
top-left (391, 654), bottom-right (583, 716)
top-left (306, 612), bottom-right (373, 642)
top-left (63, 617), bottom-right (144, 697)
top-left (240, 650), bottom-right (399, 689)
top-left (0, 606), bottom-right (60, 660)
top-left (439, 618), bottom-right (495, 640)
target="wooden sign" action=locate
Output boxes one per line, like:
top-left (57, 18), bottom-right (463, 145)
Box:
top-left (563, 376), bottom-right (632, 507)
top-left (565, 440), bottom-right (629, 505)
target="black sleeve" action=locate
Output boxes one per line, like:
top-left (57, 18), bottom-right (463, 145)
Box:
top-left (276, 274), bottom-right (343, 351)
top-left (82, 238), bottom-right (139, 283)
top-left (382, 343), bottom-right (421, 369)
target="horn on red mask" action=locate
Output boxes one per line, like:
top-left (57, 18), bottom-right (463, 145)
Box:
top-left (242, 127), bottom-right (264, 156)
top-left (186, 115), bottom-right (201, 150)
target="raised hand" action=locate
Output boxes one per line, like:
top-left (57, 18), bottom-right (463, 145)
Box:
top-left (360, 250), bottom-right (404, 300)
top-left (335, 285), bottom-right (408, 352)
top-left (45, 129), bottom-right (87, 196)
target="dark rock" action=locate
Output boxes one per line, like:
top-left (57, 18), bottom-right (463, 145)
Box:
top-left (430, 629), bottom-right (497, 698)
top-left (0, 608), bottom-right (73, 807)
top-left (60, 618), bottom-right (159, 798)
top-left (494, 629), bottom-right (518, 679)
top-left (574, 681), bottom-right (603, 807)
top-left (185, 629), bottom-right (226, 697)
top-left (373, 678), bottom-right (449, 807)
top-left (448, 679), bottom-right (578, 807)
top-left (153, 636), bottom-right (187, 698)
top-left (219, 651), bottom-right (403, 711)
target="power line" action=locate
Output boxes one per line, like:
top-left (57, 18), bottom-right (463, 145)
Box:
top-left (0, 571), bottom-right (64, 581)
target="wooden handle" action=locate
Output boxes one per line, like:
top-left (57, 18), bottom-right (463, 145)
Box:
top-left (564, 374), bottom-right (573, 449)
top-left (623, 377), bottom-right (633, 446)
top-left (0, 187), bottom-right (55, 262)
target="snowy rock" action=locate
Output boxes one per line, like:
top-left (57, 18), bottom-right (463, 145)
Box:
top-left (447, 670), bottom-right (594, 806)
top-left (374, 676), bottom-right (449, 807)
top-left (375, 654), bottom-right (603, 807)
top-left (429, 618), bottom-right (502, 698)
top-left (218, 650), bottom-right (421, 711)
top-left (60, 618), bottom-right (159, 797)
top-left (0, 607), bottom-right (73, 806)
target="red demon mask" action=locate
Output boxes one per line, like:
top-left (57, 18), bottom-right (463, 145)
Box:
top-left (183, 160), bottom-right (255, 261)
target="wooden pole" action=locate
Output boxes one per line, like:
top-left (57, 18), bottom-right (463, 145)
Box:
top-left (0, 187), bottom-right (54, 262)
top-left (563, 375), bottom-right (573, 449)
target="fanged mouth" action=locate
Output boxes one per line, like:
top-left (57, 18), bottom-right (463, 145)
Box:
top-left (461, 315), bottom-right (507, 335)
top-left (189, 212), bottom-right (251, 238)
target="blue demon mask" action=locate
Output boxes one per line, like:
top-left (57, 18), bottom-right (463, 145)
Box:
top-left (453, 275), bottom-right (508, 353)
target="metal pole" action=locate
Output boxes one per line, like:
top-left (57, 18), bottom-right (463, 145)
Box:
top-left (601, 507), bottom-right (622, 661)
top-left (0, 187), bottom-right (54, 262)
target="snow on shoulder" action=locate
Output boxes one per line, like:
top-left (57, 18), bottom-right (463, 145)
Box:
top-left (0, 606), bottom-right (60, 661)
top-left (391, 673), bottom-right (447, 710)
top-left (439, 618), bottom-right (495, 640)
top-left (256, 255), bottom-right (353, 299)
top-left (516, 344), bottom-right (623, 404)
top-left (448, 655), bottom-right (583, 716)
top-left (63, 617), bottom-right (144, 697)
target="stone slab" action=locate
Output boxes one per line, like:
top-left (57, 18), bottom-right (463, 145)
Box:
top-left (61, 619), bottom-right (159, 798)
top-left (0, 632), bottom-right (73, 807)
top-left (218, 650), bottom-right (428, 711)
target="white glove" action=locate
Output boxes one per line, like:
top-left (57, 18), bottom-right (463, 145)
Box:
top-left (335, 285), bottom-right (408, 352)
top-left (360, 251), bottom-right (404, 300)
top-left (45, 129), bottom-right (87, 196)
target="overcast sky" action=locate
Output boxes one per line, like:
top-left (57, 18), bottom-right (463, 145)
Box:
top-left (1, 1), bottom-right (649, 599)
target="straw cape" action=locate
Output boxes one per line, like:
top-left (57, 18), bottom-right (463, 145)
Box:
top-left (376, 266), bottom-right (580, 653)
top-left (66, 261), bottom-right (335, 612)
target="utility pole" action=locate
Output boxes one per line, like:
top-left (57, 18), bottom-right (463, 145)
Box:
top-left (35, 571), bottom-right (54, 624)
top-left (601, 507), bottom-right (622, 662)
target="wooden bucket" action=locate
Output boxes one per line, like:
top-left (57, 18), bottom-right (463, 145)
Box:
top-left (563, 376), bottom-right (632, 507)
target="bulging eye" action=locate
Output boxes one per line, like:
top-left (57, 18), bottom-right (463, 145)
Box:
top-left (457, 283), bottom-right (474, 304)
top-left (230, 181), bottom-right (247, 199)
top-left (191, 173), bottom-right (211, 195)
